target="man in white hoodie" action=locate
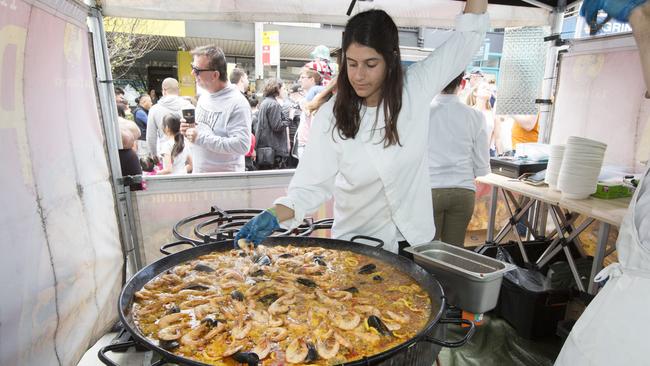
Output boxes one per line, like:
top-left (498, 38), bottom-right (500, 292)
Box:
top-left (146, 77), bottom-right (194, 157)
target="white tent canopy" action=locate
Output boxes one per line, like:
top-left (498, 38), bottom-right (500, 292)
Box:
top-left (97, 0), bottom-right (553, 28)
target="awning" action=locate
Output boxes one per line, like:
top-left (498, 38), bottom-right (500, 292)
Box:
top-left (97, 0), bottom-right (561, 28)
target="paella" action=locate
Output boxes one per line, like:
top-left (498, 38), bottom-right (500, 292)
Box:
top-left (132, 245), bottom-right (432, 365)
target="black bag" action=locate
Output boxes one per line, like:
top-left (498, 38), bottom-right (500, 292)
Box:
top-left (257, 147), bottom-right (275, 167)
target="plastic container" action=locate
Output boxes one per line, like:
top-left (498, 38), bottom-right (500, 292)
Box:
top-left (405, 241), bottom-right (516, 313)
top-left (476, 241), bottom-right (574, 339)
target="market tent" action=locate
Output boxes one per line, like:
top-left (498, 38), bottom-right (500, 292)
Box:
top-left (98, 0), bottom-right (559, 28)
top-left (0, 1), bottom-right (574, 366)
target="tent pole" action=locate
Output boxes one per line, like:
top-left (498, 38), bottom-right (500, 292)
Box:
top-left (88, 8), bottom-right (142, 276)
top-left (539, 7), bottom-right (566, 144)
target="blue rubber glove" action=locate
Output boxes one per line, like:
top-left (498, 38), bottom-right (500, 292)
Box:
top-left (580, 0), bottom-right (647, 23)
top-left (234, 208), bottom-right (280, 248)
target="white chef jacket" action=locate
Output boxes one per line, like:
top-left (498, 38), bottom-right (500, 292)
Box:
top-left (555, 164), bottom-right (650, 366)
top-left (275, 13), bottom-right (490, 253)
top-left (428, 94), bottom-right (491, 191)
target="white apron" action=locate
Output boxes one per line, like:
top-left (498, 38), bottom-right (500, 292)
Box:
top-left (555, 165), bottom-right (650, 366)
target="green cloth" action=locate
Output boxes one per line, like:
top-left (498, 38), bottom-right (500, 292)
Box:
top-left (438, 315), bottom-right (562, 366)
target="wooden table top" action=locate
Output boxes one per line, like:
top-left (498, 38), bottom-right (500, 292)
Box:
top-left (476, 173), bottom-right (631, 226)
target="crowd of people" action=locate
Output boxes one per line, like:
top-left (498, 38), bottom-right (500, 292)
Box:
top-left (114, 38), bottom-right (537, 243)
top-left (115, 44), bottom-right (338, 177)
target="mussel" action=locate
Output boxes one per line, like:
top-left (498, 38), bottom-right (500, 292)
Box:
top-left (343, 286), bottom-right (359, 294)
top-left (372, 275), bottom-right (383, 282)
top-left (232, 351), bottom-right (260, 366)
top-left (193, 263), bottom-right (215, 272)
top-left (159, 339), bottom-right (179, 350)
top-left (231, 290), bottom-right (245, 301)
top-left (305, 342), bottom-right (318, 363)
top-left (166, 304), bottom-right (180, 314)
top-left (296, 277), bottom-right (317, 288)
top-left (368, 315), bottom-right (393, 336)
top-left (278, 253), bottom-right (294, 258)
top-left (258, 292), bottom-right (279, 306)
top-left (201, 314), bottom-right (224, 327)
top-left (358, 263), bottom-right (377, 275)
top-left (183, 284), bottom-right (210, 291)
top-left (249, 269), bottom-right (265, 277)
top-left (255, 255), bottom-right (272, 266)
top-left (313, 256), bottom-right (327, 266)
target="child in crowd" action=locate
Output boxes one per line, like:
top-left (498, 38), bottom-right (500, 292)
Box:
top-left (158, 114), bottom-right (192, 175)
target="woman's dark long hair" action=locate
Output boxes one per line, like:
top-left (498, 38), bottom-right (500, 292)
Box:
top-left (162, 114), bottom-right (184, 160)
top-left (334, 9), bottom-right (403, 147)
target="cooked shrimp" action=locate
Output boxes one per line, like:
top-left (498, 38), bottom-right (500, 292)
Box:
top-left (231, 321), bottom-right (252, 340)
top-left (385, 310), bottom-right (410, 323)
top-left (249, 308), bottom-right (269, 324)
top-left (157, 312), bottom-right (188, 329)
top-left (157, 324), bottom-right (183, 341)
top-left (334, 332), bottom-right (352, 349)
top-left (220, 269), bottom-right (245, 282)
top-left (180, 324), bottom-right (208, 347)
top-left (251, 338), bottom-right (273, 360)
top-left (265, 327), bottom-right (288, 342)
top-left (285, 338), bottom-right (308, 364)
top-left (134, 289), bottom-right (155, 300)
top-left (332, 311), bottom-right (361, 330)
top-left (316, 330), bottom-right (340, 359)
top-left (268, 314), bottom-right (284, 327)
top-left (355, 305), bottom-right (381, 317)
top-left (222, 344), bottom-right (243, 357)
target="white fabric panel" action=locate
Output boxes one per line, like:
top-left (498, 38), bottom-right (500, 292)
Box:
top-left (551, 39), bottom-right (648, 172)
top-left (99, 0), bottom-right (550, 28)
top-left (0, 1), bottom-right (123, 365)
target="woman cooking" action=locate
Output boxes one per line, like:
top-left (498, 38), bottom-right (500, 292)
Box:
top-left (236, 0), bottom-right (489, 255)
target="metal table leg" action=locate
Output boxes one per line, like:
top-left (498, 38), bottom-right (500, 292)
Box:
top-left (487, 186), bottom-right (498, 242)
top-left (536, 205), bottom-right (586, 291)
top-left (588, 223), bottom-right (611, 294)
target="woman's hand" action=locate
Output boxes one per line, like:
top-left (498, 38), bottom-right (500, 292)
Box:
top-left (581, 0), bottom-right (647, 22)
top-left (234, 209), bottom-right (281, 247)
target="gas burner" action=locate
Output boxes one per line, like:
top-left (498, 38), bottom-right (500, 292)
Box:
top-left (173, 206), bottom-right (332, 244)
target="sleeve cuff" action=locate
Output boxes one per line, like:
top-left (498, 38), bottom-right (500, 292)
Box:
top-left (455, 12), bottom-right (490, 32)
top-left (273, 196), bottom-right (305, 230)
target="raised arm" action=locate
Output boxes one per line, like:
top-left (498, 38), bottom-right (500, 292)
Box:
top-left (630, 1), bottom-right (650, 98)
top-left (464, 0), bottom-right (488, 14)
top-left (405, 1), bottom-right (489, 104)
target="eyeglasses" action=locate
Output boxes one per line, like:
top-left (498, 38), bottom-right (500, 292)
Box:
top-left (191, 64), bottom-right (216, 74)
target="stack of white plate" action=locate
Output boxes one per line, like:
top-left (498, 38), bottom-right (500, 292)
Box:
top-left (544, 144), bottom-right (565, 191)
top-left (557, 136), bottom-right (607, 199)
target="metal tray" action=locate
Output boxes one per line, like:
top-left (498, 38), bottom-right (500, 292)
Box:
top-left (405, 241), bottom-right (516, 313)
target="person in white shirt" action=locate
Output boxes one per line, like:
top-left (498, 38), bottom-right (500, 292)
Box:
top-left (555, 0), bottom-right (650, 365)
top-left (180, 45), bottom-right (252, 172)
top-left (157, 114), bottom-right (192, 175)
top-left (146, 78), bottom-right (194, 157)
top-left (235, 0), bottom-right (489, 255)
top-left (428, 73), bottom-right (491, 247)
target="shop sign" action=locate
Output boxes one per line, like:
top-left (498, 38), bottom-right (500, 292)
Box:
top-left (574, 14), bottom-right (632, 38)
top-left (262, 31), bottom-right (280, 66)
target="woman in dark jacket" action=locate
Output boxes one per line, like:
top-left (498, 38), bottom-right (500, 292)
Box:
top-left (256, 78), bottom-right (290, 169)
